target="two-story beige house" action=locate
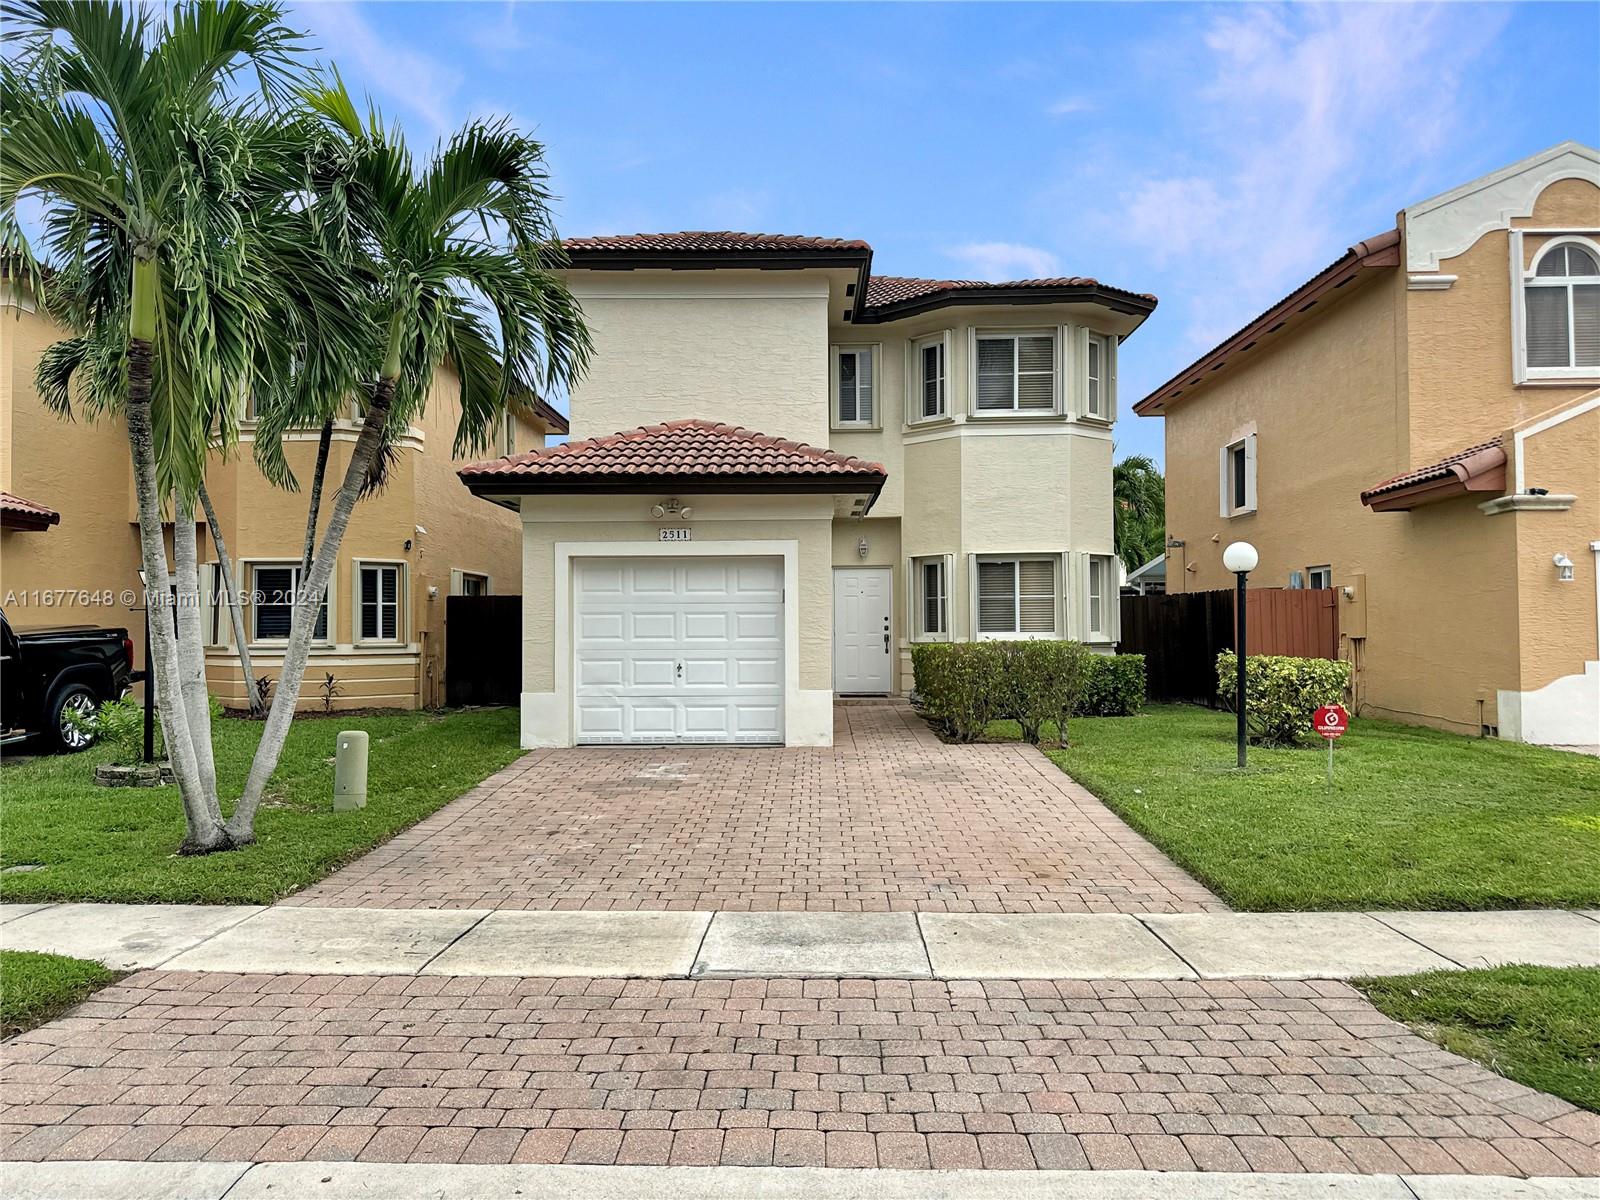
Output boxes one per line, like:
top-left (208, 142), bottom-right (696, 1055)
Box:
top-left (1136, 143), bottom-right (1599, 747)
top-left (461, 232), bottom-right (1156, 748)
top-left (1, 293), bottom-right (565, 711)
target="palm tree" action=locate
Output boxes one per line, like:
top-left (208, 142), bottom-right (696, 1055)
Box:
top-left (223, 75), bottom-right (592, 844)
top-left (0, 0), bottom-right (329, 852)
top-left (1112, 453), bottom-right (1166, 577)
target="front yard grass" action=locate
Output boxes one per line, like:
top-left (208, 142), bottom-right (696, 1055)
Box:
top-left (0, 950), bottom-right (120, 1037)
top-left (1357, 966), bottom-right (1600, 1112)
top-left (988, 704), bottom-right (1600, 911)
top-left (0, 707), bottom-right (522, 905)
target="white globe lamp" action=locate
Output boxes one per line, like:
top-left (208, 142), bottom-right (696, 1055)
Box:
top-left (1222, 540), bottom-right (1258, 768)
top-left (1222, 541), bottom-right (1259, 574)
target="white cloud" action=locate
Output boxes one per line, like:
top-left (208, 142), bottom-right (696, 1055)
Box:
top-left (946, 241), bottom-right (1061, 280)
top-left (1047, 96), bottom-right (1096, 117)
top-left (294, 1), bottom-right (462, 139)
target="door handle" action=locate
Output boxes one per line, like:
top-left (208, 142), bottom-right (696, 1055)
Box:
top-left (883, 632), bottom-right (891, 653)
top-left (676, 661), bottom-right (683, 678)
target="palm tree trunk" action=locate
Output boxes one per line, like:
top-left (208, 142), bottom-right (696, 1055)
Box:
top-left (171, 490), bottom-right (218, 800)
top-left (124, 330), bottom-right (226, 853)
top-left (198, 480), bottom-right (262, 715)
top-left (227, 379), bottom-right (393, 843)
top-left (300, 418), bottom-right (333, 576)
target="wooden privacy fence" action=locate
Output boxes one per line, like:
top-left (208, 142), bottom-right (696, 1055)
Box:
top-left (1119, 587), bottom-right (1339, 705)
top-left (445, 595), bottom-right (521, 708)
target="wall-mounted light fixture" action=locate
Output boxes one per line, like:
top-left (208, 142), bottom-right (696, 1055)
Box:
top-left (651, 498), bottom-right (693, 520)
top-left (1554, 553), bottom-right (1575, 583)
top-left (858, 537), bottom-right (869, 559)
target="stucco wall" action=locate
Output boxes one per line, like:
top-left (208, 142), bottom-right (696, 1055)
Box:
top-left (565, 272), bottom-right (831, 445)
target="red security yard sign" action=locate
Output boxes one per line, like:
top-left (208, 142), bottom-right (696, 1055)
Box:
top-left (1313, 705), bottom-right (1348, 739)
top-left (1314, 704), bottom-right (1348, 786)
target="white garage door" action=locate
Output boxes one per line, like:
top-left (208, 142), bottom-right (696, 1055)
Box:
top-left (574, 558), bottom-right (784, 744)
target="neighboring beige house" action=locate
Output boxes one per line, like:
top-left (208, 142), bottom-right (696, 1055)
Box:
top-left (461, 231), bottom-right (1157, 747)
top-left (1, 294), bottom-right (566, 711)
top-left (1136, 142), bottom-right (1600, 747)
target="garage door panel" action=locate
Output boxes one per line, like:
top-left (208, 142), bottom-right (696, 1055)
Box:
top-left (574, 557), bottom-right (784, 745)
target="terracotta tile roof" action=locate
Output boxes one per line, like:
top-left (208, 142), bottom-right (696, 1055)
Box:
top-left (1360, 436), bottom-right (1506, 504)
top-left (563, 231), bottom-right (870, 254)
top-left (865, 274), bottom-right (1159, 309)
top-left (460, 419), bottom-right (886, 485)
top-left (0, 490), bottom-right (60, 530)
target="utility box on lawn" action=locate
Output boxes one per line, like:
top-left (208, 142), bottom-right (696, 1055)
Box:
top-left (334, 730), bottom-right (368, 811)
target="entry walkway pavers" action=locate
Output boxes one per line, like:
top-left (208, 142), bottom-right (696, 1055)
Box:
top-left (2, 973), bottom-right (1596, 1176)
top-left (279, 702), bottom-right (1225, 914)
top-left (5, 904), bottom-right (1597, 979)
top-left (5, 1162), bottom-right (1597, 1199)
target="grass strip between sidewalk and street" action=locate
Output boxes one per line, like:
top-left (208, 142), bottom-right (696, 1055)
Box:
top-left (0, 950), bottom-right (121, 1038)
top-left (0, 707), bottom-right (522, 906)
top-left (985, 703), bottom-right (1600, 911)
top-left (1357, 966), bottom-right (1600, 1113)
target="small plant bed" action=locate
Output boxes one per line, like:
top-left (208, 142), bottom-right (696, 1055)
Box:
top-left (0, 950), bottom-right (121, 1037)
top-left (1357, 966), bottom-right (1600, 1113)
top-left (984, 704), bottom-right (1600, 911)
top-left (0, 707), bottom-right (522, 905)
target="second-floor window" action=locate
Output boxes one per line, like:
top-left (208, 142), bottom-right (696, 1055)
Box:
top-left (975, 331), bottom-right (1055, 414)
top-left (1525, 240), bottom-right (1600, 375)
top-left (1085, 334), bottom-right (1113, 419)
top-left (916, 336), bottom-right (947, 420)
top-left (834, 346), bottom-right (876, 426)
top-left (1220, 433), bottom-right (1258, 517)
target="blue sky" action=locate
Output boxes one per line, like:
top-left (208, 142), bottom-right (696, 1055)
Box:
top-left (293, 1), bottom-right (1598, 466)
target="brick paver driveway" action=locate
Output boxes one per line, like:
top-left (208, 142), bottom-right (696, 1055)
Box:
top-left (4, 973), bottom-right (1596, 1174)
top-left (285, 701), bottom-right (1222, 914)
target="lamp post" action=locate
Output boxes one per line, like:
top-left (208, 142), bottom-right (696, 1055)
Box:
top-left (1221, 541), bottom-right (1258, 768)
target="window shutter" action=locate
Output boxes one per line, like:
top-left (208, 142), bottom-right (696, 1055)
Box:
top-left (1088, 557), bottom-right (1104, 635)
top-left (1219, 446), bottom-right (1231, 518)
top-left (1575, 284), bottom-right (1600, 367)
top-left (977, 560), bottom-right (1016, 633)
top-left (857, 348), bottom-right (874, 424)
top-left (1086, 338), bottom-right (1101, 417)
top-left (838, 352), bottom-right (858, 422)
top-left (1105, 335), bottom-right (1118, 422)
top-left (254, 567), bottom-right (293, 639)
top-left (1018, 560), bottom-right (1055, 632)
top-left (1525, 288), bottom-right (1569, 368)
top-left (450, 568), bottom-right (464, 596)
top-left (382, 567), bottom-right (398, 640)
top-left (1017, 335), bottom-right (1054, 410)
top-left (1243, 435), bottom-right (1259, 511)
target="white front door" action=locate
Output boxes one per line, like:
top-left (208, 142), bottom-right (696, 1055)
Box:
top-left (833, 567), bottom-right (893, 694)
top-left (574, 558), bottom-right (784, 744)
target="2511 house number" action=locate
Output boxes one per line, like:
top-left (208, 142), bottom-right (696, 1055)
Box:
top-left (658, 527), bottom-right (693, 542)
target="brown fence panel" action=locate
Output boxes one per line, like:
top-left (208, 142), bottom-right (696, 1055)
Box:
top-left (1120, 587), bottom-right (1339, 706)
top-left (445, 595), bottom-right (521, 708)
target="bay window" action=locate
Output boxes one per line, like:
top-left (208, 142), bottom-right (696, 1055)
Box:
top-left (976, 557), bottom-right (1057, 637)
top-left (975, 331), bottom-right (1056, 414)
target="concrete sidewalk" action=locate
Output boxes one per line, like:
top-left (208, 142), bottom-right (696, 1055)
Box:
top-left (3, 1162), bottom-right (1595, 1199)
top-left (4, 903), bottom-right (1597, 979)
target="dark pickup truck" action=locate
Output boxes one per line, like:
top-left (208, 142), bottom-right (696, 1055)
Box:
top-left (1, 609), bottom-right (135, 752)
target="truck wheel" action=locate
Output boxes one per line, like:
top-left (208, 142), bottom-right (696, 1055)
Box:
top-left (47, 682), bottom-right (99, 753)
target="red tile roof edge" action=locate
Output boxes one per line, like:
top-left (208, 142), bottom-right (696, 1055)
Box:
top-left (0, 490), bottom-right (61, 529)
top-left (1360, 437), bottom-right (1507, 506)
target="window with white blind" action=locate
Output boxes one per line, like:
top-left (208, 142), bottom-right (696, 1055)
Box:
top-left (358, 563), bottom-right (402, 643)
top-left (1085, 334), bottom-right (1113, 419)
top-left (915, 336), bottom-right (947, 420)
top-left (833, 346), bottom-right (876, 426)
top-left (976, 557), bottom-right (1056, 637)
top-left (975, 332), bottom-right (1055, 414)
top-left (1525, 240), bottom-right (1600, 376)
top-left (1088, 555), bottom-right (1114, 640)
top-left (250, 563), bottom-right (328, 643)
top-left (913, 556), bottom-right (948, 639)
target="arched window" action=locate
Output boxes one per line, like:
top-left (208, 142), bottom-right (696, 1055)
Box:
top-left (1525, 240), bottom-right (1600, 372)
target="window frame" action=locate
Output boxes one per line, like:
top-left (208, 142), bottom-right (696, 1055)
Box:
top-left (831, 344), bottom-right (881, 429)
top-left (1087, 554), bottom-right (1115, 641)
top-left (354, 559), bottom-right (406, 646)
top-left (971, 329), bottom-right (1059, 417)
top-left (1219, 432), bottom-right (1258, 518)
top-left (1306, 565), bottom-right (1333, 590)
top-left (910, 333), bottom-right (950, 424)
top-left (451, 569), bottom-right (491, 597)
top-left (246, 560), bottom-right (331, 648)
top-left (1083, 332), bottom-right (1115, 421)
top-left (1522, 236), bottom-right (1600, 379)
top-left (910, 555), bottom-right (951, 642)
top-left (973, 555), bottom-right (1059, 640)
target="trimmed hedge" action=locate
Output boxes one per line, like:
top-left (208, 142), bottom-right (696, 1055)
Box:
top-left (912, 642), bottom-right (1147, 746)
top-left (1079, 653), bottom-right (1146, 717)
top-left (1216, 651), bottom-right (1351, 747)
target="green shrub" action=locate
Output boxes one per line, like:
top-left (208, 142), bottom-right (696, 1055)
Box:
top-left (66, 695), bottom-right (155, 765)
top-left (1079, 654), bottom-right (1146, 716)
top-left (914, 640), bottom-right (1090, 746)
top-left (1216, 652), bottom-right (1351, 747)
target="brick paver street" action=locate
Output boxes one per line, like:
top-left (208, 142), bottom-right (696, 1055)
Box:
top-left (285, 702), bottom-right (1222, 914)
top-left (3, 972), bottom-right (1596, 1174)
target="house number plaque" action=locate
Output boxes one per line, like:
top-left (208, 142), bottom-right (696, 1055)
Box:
top-left (658, 527), bottom-right (693, 542)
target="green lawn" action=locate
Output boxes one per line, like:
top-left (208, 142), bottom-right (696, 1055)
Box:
top-left (0, 707), bottom-right (522, 905)
top-left (1358, 967), bottom-right (1600, 1112)
top-left (0, 950), bottom-right (120, 1037)
top-left (987, 704), bottom-right (1600, 911)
